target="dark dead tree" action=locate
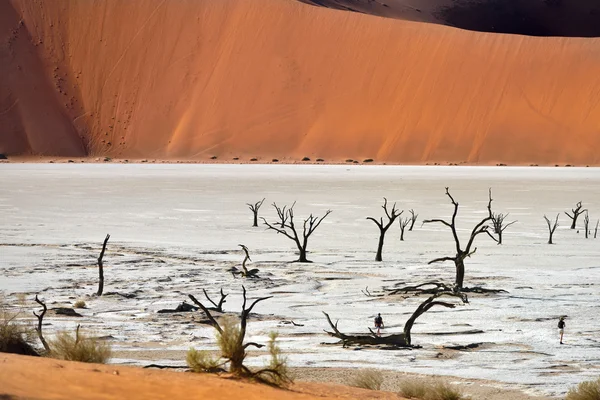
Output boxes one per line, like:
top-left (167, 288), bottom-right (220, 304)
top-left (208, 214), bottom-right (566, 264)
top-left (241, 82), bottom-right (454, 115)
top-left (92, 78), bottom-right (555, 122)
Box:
top-left (262, 203), bottom-right (332, 263)
top-left (565, 201), bottom-right (586, 229)
top-left (273, 201), bottom-right (295, 228)
top-left (544, 214), bottom-right (559, 244)
top-left (201, 288), bottom-right (228, 312)
top-left (323, 291), bottom-right (468, 347)
top-left (33, 295), bottom-right (51, 353)
top-left (387, 280), bottom-right (506, 295)
top-left (366, 198), bottom-right (402, 261)
top-left (96, 234), bottom-right (110, 296)
top-left (188, 286), bottom-right (286, 383)
top-left (422, 188), bottom-right (496, 291)
top-left (583, 212), bottom-right (590, 239)
top-left (230, 244), bottom-right (259, 278)
top-left (408, 209), bottom-right (418, 231)
top-left (247, 198), bottom-right (266, 227)
top-left (491, 212), bottom-right (517, 245)
top-left (595, 220), bottom-right (599, 239)
top-left (399, 217), bottom-right (410, 241)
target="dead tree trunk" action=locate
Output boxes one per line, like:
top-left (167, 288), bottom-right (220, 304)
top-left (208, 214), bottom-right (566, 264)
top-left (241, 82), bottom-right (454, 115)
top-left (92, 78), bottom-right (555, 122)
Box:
top-left (188, 286), bottom-right (275, 378)
top-left (399, 217), bottom-right (410, 241)
top-left (408, 209), bottom-right (418, 231)
top-left (231, 244), bottom-right (259, 278)
top-left (96, 234), bottom-right (110, 296)
top-left (491, 212), bottom-right (517, 245)
top-left (247, 198), bottom-right (265, 227)
top-left (544, 214), bottom-right (559, 244)
top-left (565, 201), bottom-right (586, 229)
top-left (33, 295), bottom-right (51, 353)
top-left (262, 203), bottom-right (331, 263)
top-left (323, 291), bottom-right (468, 347)
top-left (584, 212), bottom-right (590, 238)
top-left (402, 291), bottom-right (468, 346)
top-left (366, 198), bottom-right (402, 261)
top-left (595, 220), bottom-right (599, 239)
top-left (423, 188), bottom-right (497, 291)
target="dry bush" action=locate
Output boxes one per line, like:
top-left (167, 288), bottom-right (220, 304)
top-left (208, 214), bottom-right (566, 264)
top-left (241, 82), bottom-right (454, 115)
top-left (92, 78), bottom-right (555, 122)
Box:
top-left (399, 380), bottom-right (428, 399)
top-left (50, 326), bottom-right (111, 363)
top-left (399, 380), bottom-right (466, 400)
top-left (566, 377), bottom-right (600, 400)
top-left (73, 300), bottom-right (86, 309)
top-left (429, 382), bottom-right (466, 400)
top-left (0, 298), bottom-right (38, 356)
top-left (255, 332), bottom-right (292, 387)
top-left (350, 369), bottom-right (383, 391)
top-left (186, 348), bottom-right (222, 373)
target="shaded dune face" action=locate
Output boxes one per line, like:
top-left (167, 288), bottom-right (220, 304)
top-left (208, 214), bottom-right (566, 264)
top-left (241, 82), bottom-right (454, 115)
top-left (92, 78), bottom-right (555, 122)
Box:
top-left (300, 0), bottom-right (600, 37)
top-left (2, 0), bottom-right (600, 164)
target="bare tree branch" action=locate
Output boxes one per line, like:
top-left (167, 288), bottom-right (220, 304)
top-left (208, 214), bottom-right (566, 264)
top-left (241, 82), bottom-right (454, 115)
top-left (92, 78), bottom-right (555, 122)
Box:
top-left (96, 234), bottom-right (110, 296)
top-left (33, 295), bottom-right (50, 353)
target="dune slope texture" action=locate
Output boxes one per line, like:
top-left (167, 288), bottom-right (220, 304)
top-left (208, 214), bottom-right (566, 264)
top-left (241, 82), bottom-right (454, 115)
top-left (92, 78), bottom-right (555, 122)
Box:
top-left (0, 354), bottom-right (398, 400)
top-left (2, 0), bottom-right (600, 164)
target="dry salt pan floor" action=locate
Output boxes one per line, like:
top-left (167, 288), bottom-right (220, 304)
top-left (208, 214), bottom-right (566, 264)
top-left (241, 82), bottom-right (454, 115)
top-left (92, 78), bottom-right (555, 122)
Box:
top-left (2, 164), bottom-right (600, 399)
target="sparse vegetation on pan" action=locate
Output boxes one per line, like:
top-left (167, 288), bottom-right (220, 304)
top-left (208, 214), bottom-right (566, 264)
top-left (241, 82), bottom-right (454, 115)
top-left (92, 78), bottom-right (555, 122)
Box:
top-left (49, 325), bottom-right (111, 363)
top-left (399, 380), bottom-right (467, 400)
top-left (566, 377), bottom-right (600, 400)
top-left (350, 369), bottom-right (383, 390)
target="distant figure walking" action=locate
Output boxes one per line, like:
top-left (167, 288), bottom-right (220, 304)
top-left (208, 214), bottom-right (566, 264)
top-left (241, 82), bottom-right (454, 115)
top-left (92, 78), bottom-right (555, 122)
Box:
top-left (374, 313), bottom-right (384, 337)
top-left (558, 317), bottom-right (566, 344)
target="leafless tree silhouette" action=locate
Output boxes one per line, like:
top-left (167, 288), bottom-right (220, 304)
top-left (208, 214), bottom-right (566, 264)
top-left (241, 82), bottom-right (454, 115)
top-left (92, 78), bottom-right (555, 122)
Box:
top-left (367, 198), bottom-right (402, 261)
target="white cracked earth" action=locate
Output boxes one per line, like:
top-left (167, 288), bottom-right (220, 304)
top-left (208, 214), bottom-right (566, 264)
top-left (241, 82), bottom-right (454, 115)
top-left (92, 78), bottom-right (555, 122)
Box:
top-left (1, 164), bottom-right (599, 398)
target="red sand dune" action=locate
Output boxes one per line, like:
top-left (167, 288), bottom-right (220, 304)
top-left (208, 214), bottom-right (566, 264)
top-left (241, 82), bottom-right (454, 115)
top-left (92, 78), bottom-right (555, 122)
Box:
top-left (1, 0), bottom-right (600, 164)
top-left (0, 354), bottom-right (398, 400)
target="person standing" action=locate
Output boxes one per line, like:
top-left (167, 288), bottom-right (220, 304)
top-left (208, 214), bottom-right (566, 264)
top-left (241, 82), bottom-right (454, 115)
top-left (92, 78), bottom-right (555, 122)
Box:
top-left (374, 313), bottom-right (384, 337)
top-left (558, 317), bottom-right (566, 344)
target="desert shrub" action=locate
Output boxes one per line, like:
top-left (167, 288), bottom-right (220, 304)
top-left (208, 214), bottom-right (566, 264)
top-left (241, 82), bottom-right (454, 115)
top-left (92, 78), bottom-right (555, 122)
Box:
top-left (399, 380), bottom-right (466, 400)
top-left (350, 369), bottom-right (383, 390)
top-left (50, 326), bottom-right (111, 363)
top-left (0, 298), bottom-right (38, 356)
top-left (429, 382), bottom-right (465, 400)
top-left (73, 300), bottom-right (86, 309)
top-left (255, 332), bottom-right (292, 387)
top-left (566, 377), bottom-right (600, 400)
top-left (399, 380), bottom-right (428, 399)
top-left (215, 315), bottom-right (245, 373)
top-left (186, 348), bottom-right (222, 373)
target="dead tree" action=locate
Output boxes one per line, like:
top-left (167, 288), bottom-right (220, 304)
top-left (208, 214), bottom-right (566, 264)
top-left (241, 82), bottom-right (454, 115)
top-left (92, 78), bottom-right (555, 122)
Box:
top-left (201, 288), bottom-right (228, 312)
top-left (262, 203), bottom-right (332, 262)
top-left (491, 212), bottom-right (517, 245)
top-left (33, 295), bottom-right (51, 353)
top-left (584, 212), bottom-right (590, 239)
top-left (399, 217), bottom-right (410, 241)
top-left (408, 209), bottom-right (418, 231)
top-left (366, 198), bottom-right (402, 261)
top-left (595, 220), bottom-right (599, 239)
top-left (565, 201), bottom-right (586, 229)
top-left (247, 198), bottom-right (265, 227)
top-left (323, 291), bottom-right (468, 347)
top-left (96, 234), bottom-right (110, 296)
top-left (422, 188), bottom-right (496, 291)
top-left (273, 201), bottom-right (295, 228)
top-left (230, 244), bottom-right (259, 278)
top-left (188, 286), bottom-right (286, 383)
top-left (544, 214), bottom-right (559, 244)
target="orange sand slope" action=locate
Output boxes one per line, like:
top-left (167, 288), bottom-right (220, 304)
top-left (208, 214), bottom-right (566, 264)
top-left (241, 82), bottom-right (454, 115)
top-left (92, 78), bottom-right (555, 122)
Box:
top-left (2, 0), bottom-right (600, 164)
top-left (0, 354), bottom-right (398, 400)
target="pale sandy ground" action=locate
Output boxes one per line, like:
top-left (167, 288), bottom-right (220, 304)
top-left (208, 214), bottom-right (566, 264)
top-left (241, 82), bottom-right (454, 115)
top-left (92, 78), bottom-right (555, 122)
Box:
top-left (0, 354), bottom-right (546, 400)
top-left (2, 0), bottom-right (600, 164)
